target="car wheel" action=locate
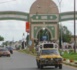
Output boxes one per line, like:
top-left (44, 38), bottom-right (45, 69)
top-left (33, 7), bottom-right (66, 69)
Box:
top-left (11, 51), bottom-right (13, 54)
top-left (37, 62), bottom-right (40, 69)
top-left (12, 52), bottom-right (13, 54)
top-left (36, 61), bottom-right (40, 69)
top-left (10, 50), bottom-right (12, 54)
top-left (55, 65), bottom-right (58, 68)
top-left (40, 65), bottom-right (43, 69)
top-left (59, 64), bottom-right (62, 69)
top-left (7, 55), bottom-right (10, 57)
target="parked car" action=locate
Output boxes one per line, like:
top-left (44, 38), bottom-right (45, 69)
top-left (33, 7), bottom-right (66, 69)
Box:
top-left (0, 48), bottom-right (11, 57)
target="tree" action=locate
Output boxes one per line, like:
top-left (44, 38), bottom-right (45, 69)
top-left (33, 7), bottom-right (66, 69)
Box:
top-left (2, 41), bottom-right (9, 46)
top-left (0, 35), bottom-right (4, 41)
top-left (62, 26), bottom-right (71, 42)
top-left (59, 25), bottom-right (72, 48)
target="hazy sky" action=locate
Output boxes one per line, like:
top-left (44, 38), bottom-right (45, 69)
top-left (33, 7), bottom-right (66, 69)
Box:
top-left (0, 0), bottom-right (77, 42)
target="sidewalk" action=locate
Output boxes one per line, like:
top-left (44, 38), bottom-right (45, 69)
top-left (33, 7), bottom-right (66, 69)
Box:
top-left (63, 59), bottom-right (77, 67)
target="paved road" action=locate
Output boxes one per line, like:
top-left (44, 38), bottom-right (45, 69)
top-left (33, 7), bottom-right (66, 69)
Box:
top-left (0, 51), bottom-right (77, 70)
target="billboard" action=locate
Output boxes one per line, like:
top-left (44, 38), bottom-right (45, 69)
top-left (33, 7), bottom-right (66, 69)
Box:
top-left (26, 22), bottom-right (30, 33)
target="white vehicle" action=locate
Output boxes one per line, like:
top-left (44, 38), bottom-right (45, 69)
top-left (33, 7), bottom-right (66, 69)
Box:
top-left (41, 42), bottom-right (58, 49)
top-left (36, 42), bottom-right (59, 52)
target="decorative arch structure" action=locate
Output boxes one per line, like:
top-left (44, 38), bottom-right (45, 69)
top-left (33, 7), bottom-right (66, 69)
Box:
top-left (0, 11), bottom-right (29, 21)
top-left (0, 11), bottom-right (77, 41)
top-left (59, 11), bottom-right (77, 22)
top-left (0, 11), bottom-right (77, 22)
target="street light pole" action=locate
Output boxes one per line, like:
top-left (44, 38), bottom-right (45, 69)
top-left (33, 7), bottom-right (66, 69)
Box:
top-left (58, 0), bottom-right (62, 48)
top-left (74, 0), bottom-right (76, 53)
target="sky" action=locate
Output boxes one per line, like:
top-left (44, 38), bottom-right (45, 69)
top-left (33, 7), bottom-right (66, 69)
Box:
top-left (0, 0), bottom-right (77, 43)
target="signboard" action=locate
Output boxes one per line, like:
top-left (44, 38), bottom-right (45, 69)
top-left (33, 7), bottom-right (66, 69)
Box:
top-left (26, 22), bottom-right (30, 33)
top-left (30, 14), bottom-right (59, 22)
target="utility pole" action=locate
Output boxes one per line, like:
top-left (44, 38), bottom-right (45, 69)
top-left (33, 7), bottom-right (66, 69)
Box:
top-left (58, 0), bottom-right (62, 49)
top-left (74, 0), bottom-right (76, 53)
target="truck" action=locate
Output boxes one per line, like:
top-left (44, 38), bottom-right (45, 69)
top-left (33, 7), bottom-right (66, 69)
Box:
top-left (36, 48), bottom-right (63, 69)
top-left (36, 42), bottom-right (59, 52)
top-left (36, 42), bottom-right (63, 69)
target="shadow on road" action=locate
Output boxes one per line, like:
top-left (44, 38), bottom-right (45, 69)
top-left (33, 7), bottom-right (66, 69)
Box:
top-left (10, 67), bottom-right (61, 70)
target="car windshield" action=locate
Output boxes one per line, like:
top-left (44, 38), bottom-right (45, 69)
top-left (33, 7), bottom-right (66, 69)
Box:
top-left (41, 49), bottom-right (59, 55)
top-left (43, 44), bottom-right (54, 48)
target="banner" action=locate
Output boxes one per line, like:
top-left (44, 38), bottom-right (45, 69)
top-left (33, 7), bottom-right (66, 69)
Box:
top-left (26, 22), bottom-right (30, 33)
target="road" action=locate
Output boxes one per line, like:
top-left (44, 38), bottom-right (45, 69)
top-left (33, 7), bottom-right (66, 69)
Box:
top-left (0, 51), bottom-right (77, 70)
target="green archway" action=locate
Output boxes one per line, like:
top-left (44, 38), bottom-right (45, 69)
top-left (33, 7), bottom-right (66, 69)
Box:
top-left (37, 28), bottom-right (51, 41)
top-left (0, 11), bottom-right (77, 22)
top-left (59, 11), bottom-right (77, 22)
top-left (0, 11), bottom-right (76, 41)
top-left (0, 11), bottom-right (29, 21)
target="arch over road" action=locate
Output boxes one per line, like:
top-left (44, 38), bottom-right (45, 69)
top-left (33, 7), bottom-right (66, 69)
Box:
top-left (59, 11), bottom-right (77, 22)
top-left (0, 11), bottom-right (77, 22)
top-left (0, 11), bottom-right (29, 21)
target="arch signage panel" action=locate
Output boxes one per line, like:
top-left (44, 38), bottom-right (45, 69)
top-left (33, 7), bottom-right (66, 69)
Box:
top-left (30, 14), bottom-right (59, 22)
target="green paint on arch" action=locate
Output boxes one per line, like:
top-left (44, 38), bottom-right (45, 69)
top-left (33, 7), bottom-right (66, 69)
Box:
top-left (31, 14), bottom-right (57, 20)
top-left (34, 26), bottom-right (42, 38)
top-left (46, 26), bottom-right (55, 38)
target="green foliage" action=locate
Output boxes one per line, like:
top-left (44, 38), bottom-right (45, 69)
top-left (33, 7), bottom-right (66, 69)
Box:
top-left (31, 48), bottom-right (36, 54)
top-left (69, 49), bottom-right (74, 53)
top-left (62, 34), bottom-right (71, 42)
top-left (19, 49), bottom-right (36, 56)
top-left (59, 25), bottom-right (72, 43)
top-left (18, 45), bottom-right (21, 48)
top-left (2, 41), bottom-right (9, 46)
top-left (19, 49), bottom-right (30, 54)
top-left (0, 35), bottom-right (4, 41)
top-left (62, 51), bottom-right (77, 60)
